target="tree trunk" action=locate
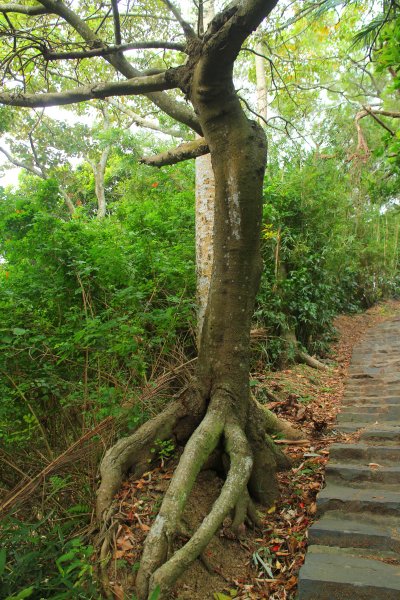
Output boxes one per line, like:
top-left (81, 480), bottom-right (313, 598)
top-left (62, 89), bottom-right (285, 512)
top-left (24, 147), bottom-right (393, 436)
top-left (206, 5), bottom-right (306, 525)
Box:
top-left (97, 3), bottom-right (285, 598)
top-left (94, 146), bottom-right (110, 219)
top-left (134, 35), bottom-right (284, 600)
top-left (195, 0), bottom-right (215, 343)
top-left (255, 40), bottom-right (268, 124)
top-left (59, 188), bottom-right (76, 216)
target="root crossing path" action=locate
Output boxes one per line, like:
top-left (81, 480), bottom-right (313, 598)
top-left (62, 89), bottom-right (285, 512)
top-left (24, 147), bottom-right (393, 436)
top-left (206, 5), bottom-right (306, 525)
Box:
top-left (298, 316), bottom-right (400, 600)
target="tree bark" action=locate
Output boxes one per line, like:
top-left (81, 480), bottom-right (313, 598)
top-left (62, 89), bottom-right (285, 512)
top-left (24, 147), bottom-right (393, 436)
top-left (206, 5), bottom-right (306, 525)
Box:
top-left (93, 146), bottom-right (110, 219)
top-left (195, 1), bottom-right (215, 344)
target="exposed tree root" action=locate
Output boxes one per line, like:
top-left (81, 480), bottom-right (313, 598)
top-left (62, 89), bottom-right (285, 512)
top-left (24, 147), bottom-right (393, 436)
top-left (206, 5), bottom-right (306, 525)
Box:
top-left (96, 393), bottom-right (205, 520)
top-left (138, 400), bottom-right (253, 599)
top-left (97, 388), bottom-right (297, 599)
top-left (259, 400), bottom-right (305, 441)
top-left (297, 349), bottom-right (329, 371)
top-left (285, 330), bottom-right (329, 371)
top-left (135, 392), bottom-right (229, 598)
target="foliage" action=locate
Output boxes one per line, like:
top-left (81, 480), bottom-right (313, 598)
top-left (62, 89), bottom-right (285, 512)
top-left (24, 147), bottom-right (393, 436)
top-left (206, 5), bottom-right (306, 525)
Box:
top-left (0, 515), bottom-right (96, 599)
top-left (255, 154), bottom-right (400, 364)
top-left (0, 161), bottom-right (195, 453)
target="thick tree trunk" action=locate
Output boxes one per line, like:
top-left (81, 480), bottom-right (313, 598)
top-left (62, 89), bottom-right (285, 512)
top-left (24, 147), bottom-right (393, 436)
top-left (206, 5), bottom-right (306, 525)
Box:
top-left (97, 3), bottom-right (284, 598)
top-left (135, 35), bottom-right (282, 600)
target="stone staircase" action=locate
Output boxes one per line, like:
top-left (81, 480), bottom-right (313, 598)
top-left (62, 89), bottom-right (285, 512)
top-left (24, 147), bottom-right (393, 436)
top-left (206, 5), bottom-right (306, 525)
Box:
top-left (297, 317), bottom-right (400, 599)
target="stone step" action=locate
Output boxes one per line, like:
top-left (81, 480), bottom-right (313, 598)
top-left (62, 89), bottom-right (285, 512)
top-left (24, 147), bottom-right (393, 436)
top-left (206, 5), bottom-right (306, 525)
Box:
top-left (345, 385), bottom-right (399, 394)
top-left (308, 511), bottom-right (400, 552)
top-left (317, 482), bottom-right (400, 516)
top-left (335, 424), bottom-right (400, 440)
top-left (326, 462), bottom-right (400, 485)
top-left (360, 426), bottom-right (400, 442)
top-left (341, 403), bottom-right (400, 415)
top-left (337, 412), bottom-right (400, 424)
top-left (297, 545), bottom-right (400, 600)
top-left (342, 396), bottom-right (400, 405)
top-left (329, 443), bottom-right (400, 464)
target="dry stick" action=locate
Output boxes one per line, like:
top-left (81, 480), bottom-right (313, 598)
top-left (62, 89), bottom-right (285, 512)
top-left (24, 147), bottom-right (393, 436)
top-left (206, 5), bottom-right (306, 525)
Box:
top-left (0, 450), bottom-right (32, 479)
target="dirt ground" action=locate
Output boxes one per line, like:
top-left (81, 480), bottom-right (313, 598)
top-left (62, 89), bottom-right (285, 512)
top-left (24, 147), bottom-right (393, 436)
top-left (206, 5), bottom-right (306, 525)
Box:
top-left (108, 300), bottom-right (400, 600)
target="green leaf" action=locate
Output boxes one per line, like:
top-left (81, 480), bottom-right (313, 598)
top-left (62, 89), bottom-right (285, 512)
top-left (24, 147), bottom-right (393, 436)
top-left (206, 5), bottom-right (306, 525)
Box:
top-left (12, 328), bottom-right (27, 336)
top-left (149, 587), bottom-right (161, 600)
top-left (6, 587), bottom-right (35, 600)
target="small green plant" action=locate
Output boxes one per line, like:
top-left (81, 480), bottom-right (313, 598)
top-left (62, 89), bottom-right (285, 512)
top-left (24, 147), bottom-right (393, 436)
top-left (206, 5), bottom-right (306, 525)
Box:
top-left (252, 546), bottom-right (274, 578)
top-left (150, 438), bottom-right (175, 467)
top-left (0, 516), bottom-right (97, 599)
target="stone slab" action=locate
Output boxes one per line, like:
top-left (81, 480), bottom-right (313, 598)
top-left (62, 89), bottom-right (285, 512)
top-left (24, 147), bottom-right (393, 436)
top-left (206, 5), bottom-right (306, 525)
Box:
top-left (326, 462), bottom-right (400, 485)
top-left (329, 443), bottom-right (400, 464)
top-left (317, 482), bottom-right (400, 516)
top-left (308, 512), bottom-right (400, 552)
top-left (298, 547), bottom-right (400, 600)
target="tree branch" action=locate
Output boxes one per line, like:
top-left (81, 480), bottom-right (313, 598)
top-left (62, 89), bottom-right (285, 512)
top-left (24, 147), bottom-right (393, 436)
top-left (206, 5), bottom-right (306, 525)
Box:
top-left (160, 0), bottom-right (197, 40)
top-left (362, 106), bottom-right (396, 136)
top-left (140, 138), bottom-right (209, 167)
top-left (0, 145), bottom-right (43, 177)
top-left (0, 72), bottom-right (178, 108)
top-left (35, 0), bottom-right (201, 133)
top-left (204, 0), bottom-right (278, 69)
top-left (105, 98), bottom-right (188, 138)
top-left (0, 3), bottom-right (49, 15)
top-left (44, 41), bottom-right (186, 60)
top-left (110, 0), bottom-right (121, 45)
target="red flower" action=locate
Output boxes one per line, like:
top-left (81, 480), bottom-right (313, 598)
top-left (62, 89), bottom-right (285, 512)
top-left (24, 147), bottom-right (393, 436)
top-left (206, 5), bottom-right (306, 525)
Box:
top-left (151, 182), bottom-right (159, 188)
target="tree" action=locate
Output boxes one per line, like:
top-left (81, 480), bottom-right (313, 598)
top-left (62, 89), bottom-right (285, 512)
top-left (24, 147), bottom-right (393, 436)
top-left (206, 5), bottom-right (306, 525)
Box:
top-left (0, 103), bottom-right (137, 217)
top-left (1, 1), bottom-right (302, 597)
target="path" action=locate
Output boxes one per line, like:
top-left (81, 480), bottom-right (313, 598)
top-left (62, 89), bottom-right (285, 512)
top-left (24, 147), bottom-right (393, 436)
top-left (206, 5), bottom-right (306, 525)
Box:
top-left (297, 316), bottom-right (400, 599)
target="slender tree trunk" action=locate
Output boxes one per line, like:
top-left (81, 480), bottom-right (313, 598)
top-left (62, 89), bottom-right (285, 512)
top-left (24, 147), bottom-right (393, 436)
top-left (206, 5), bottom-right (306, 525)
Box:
top-left (94, 146), bottom-right (110, 219)
top-left (59, 188), bottom-right (76, 216)
top-left (255, 40), bottom-right (268, 124)
top-left (195, 0), bottom-right (215, 343)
